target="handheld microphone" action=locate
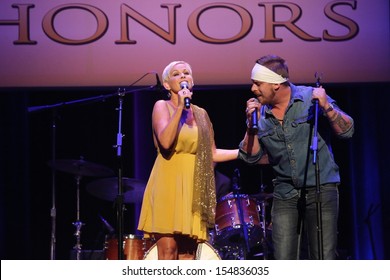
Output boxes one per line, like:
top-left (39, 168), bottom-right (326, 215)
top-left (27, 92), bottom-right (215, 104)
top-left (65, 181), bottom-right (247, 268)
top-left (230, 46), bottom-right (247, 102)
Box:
top-left (180, 81), bottom-right (191, 109)
top-left (251, 109), bottom-right (258, 133)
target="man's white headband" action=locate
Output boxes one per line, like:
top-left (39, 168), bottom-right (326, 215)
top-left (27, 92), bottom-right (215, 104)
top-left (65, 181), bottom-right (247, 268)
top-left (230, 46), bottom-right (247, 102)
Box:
top-left (251, 63), bottom-right (288, 84)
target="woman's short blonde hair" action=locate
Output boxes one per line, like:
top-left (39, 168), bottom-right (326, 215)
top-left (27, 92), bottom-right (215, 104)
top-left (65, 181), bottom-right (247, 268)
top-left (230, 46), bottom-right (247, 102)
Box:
top-left (162, 61), bottom-right (193, 82)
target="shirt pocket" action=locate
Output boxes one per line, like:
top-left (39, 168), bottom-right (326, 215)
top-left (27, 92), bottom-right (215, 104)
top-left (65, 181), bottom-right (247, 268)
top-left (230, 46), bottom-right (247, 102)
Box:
top-left (258, 125), bottom-right (275, 140)
top-left (289, 113), bottom-right (315, 144)
top-left (291, 113), bottom-right (311, 128)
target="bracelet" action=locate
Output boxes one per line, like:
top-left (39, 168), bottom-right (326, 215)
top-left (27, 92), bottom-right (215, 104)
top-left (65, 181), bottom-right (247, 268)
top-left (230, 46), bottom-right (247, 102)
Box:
top-left (323, 103), bottom-right (334, 114)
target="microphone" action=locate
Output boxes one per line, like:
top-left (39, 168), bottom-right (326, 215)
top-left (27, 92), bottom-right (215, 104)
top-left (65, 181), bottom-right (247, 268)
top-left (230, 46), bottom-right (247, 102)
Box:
top-left (180, 81), bottom-right (191, 109)
top-left (312, 71), bottom-right (321, 104)
top-left (251, 109), bottom-right (258, 133)
top-left (99, 215), bottom-right (115, 234)
top-left (154, 72), bottom-right (162, 91)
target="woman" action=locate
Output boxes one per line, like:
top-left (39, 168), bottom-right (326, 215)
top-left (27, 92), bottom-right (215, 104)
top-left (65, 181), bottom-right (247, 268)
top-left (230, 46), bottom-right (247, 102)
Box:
top-left (137, 61), bottom-right (238, 260)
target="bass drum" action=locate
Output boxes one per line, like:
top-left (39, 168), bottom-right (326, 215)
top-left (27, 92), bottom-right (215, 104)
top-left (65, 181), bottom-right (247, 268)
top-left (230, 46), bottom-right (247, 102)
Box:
top-left (143, 242), bottom-right (221, 260)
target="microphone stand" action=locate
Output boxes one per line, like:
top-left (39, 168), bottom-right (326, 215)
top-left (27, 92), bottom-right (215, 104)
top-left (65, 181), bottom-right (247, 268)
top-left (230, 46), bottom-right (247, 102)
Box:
top-left (50, 109), bottom-right (57, 260)
top-left (115, 89), bottom-right (125, 260)
top-left (27, 106), bottom-right (60, 259)
top-left (311, 99), bottom-right (323, 260)
top-left (311, 72), bottom-right (324, 260)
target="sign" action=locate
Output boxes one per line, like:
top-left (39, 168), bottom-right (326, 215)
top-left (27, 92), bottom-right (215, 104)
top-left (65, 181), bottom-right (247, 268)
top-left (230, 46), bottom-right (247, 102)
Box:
top-left (1, 0), bottom-right (389, 87)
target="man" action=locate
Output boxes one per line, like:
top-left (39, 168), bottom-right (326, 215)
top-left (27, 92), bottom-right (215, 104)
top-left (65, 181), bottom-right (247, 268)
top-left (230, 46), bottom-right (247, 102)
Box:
top-left (238, 55), bottom-right (354, 259)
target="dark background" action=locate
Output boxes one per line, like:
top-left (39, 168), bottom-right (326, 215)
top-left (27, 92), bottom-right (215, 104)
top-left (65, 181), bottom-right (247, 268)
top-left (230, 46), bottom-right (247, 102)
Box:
top-left (1, 81), bottom-right (389, 260)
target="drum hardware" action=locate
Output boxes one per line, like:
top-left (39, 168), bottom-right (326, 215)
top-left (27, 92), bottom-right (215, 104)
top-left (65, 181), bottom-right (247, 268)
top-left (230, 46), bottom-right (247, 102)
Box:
top-left (31, 81), bottom-right (155, 260)
top-left (214, 169), bottom-right (257, 259)
top-left (212, 160), bottom-right (275, 260)
top-left (72, 175), bottom-right (84, 260)
top-left (254, 204), bottom-right (269, 259)
top-left (86, 177), bottom-right (146, 204)
top-left (216, 244), bottom-right (246, 260)
top-left (251, 183), bottom-right (273, 259)
top-left (249, 192), bottom-right (273, 201)
top-left (99, 215), bottom-right (115, 235)
top-left (214, 193), bottom-right (261, 246)
top-left (213, 179), bottom-right (274, 260)
top-left (48, 157), bottom-right (114, 260)
top-left (86, 176), bottom-right (146, 260)
top-left (87, 177), bottom-right (147, 259)
top-left (233, 168), bottom-right (250, 258)
top-left (48, 158), bottom-right (115, 178)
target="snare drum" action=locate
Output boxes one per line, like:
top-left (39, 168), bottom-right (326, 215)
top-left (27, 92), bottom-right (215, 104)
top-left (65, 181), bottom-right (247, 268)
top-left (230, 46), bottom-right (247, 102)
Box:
top-left (105, 234), bottom-right (153, 260)
top-left (214, 193), bottom-right (262, 246)
top-left (143, 242), bottom-right (221, 260)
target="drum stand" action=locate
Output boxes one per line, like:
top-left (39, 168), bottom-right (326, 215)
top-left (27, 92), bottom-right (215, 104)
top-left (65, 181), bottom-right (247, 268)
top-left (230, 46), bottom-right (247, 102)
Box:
top-left (258, 184), bottom-right (269, 260)
top-left (72, 175), bottom-right (85, 260)
top-left (232, 169), bottom-right (251, 259)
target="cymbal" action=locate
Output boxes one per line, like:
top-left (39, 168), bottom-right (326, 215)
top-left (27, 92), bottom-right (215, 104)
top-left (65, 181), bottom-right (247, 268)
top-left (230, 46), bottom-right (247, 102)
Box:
top-left (48, 159), bottom-right (114, 177)
top-left (86, 177), bottom-right (146, 203)
top-left (250, 192), bottom-right (273, 201)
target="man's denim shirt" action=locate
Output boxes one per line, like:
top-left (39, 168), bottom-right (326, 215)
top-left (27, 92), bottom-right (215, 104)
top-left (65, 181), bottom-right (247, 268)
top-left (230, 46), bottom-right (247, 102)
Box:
top-left (239, 83), bottom-right (354, 199)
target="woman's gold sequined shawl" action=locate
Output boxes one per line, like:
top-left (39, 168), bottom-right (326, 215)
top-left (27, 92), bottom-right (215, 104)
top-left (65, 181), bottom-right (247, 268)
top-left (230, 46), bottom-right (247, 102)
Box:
top-left (192, 105), bottom-right (216, 227)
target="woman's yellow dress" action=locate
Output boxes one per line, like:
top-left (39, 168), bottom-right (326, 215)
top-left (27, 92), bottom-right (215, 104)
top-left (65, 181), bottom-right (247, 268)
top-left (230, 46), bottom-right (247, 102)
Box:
top-left (137, 105), bottom-right (208, 241)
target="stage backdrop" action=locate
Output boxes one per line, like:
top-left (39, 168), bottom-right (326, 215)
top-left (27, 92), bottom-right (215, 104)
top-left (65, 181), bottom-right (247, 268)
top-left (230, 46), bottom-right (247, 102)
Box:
top-left (1, 0), bottom-right (389, 87)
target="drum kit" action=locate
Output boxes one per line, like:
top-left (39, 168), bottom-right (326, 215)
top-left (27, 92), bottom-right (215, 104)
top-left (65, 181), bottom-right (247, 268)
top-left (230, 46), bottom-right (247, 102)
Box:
top-left (48, 157), bottom-right (147, 260)
top-left (49, 158), bottom-right (273, 260)
top-left (211, 190), bottom-right (273, 260)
